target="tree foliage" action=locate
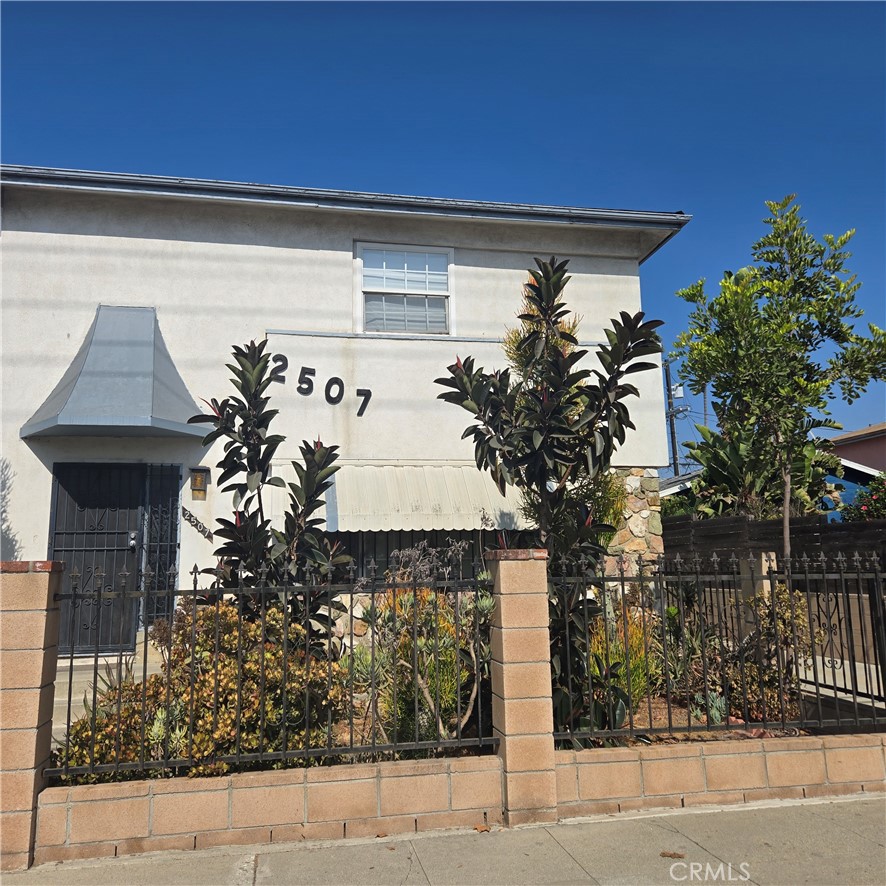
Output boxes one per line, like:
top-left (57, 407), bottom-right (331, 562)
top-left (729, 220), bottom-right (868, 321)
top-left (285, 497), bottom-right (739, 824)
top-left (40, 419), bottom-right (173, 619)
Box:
top-left (673, 196), bottom-right (885, 553)
top-left (504, 271), bottom-right (626, 551)
top-left (684, 424), bottom-right (840, 520)
top-left (435, 257), bottom-right (663, 564)
top-left (189, 340), bottom-right (351, 647)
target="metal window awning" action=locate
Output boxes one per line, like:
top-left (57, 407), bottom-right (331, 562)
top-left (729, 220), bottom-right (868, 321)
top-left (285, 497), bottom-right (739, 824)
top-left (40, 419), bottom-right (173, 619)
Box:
top-left (20, 305), bottom-right (204, 439)
top-left (271, 462), bottom-right (527, 532)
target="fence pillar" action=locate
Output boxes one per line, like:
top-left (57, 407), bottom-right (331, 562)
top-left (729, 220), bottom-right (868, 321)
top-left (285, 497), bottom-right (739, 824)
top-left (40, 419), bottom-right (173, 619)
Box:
top-left (739, 551), bottom-right (776, 600)
top-left (0, 561), bottom-right (63, 871)
top-left (487, 549), bottom-right (557, 826)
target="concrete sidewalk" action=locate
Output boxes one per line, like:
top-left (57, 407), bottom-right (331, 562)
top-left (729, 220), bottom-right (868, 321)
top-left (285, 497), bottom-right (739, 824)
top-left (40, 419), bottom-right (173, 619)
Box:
top-left (4, 795), bottom-right (884, 886)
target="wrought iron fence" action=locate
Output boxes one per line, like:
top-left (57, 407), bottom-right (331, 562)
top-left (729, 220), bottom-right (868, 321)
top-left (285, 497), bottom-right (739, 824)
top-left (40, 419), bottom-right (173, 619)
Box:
top-left (552, 552), bottom-right (886, 745)
top-left (48, 563), bottom-right (495, 782)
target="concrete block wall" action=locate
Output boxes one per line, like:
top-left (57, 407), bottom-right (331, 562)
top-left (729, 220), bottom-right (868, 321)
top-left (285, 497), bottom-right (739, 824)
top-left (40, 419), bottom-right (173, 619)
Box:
top-left (4, 553), bottom-right (885, 870)
top-left (33, 756), bottom-right (502, 864)
top-left (487, 549), bottom-right (558, 825)
top-left (0, 562), bottom-right (62, 871)
top-left (555, 734), bottom-right (886, 818)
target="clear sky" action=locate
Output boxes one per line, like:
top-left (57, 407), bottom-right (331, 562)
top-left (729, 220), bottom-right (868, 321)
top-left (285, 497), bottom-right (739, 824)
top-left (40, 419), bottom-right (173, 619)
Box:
top-left (3, 1), bottom-right (884, 473)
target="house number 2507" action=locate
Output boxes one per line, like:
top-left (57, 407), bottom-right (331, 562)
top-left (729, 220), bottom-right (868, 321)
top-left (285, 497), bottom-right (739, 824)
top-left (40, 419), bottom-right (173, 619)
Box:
top-left (270, 355), bottom-right (372, 417)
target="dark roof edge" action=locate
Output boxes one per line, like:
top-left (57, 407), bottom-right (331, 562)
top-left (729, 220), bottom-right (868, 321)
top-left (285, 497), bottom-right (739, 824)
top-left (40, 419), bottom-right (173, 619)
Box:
top-left (1, 166), bottom-right (691, 247)
top-left (829, 422), bottom-right (886, 445)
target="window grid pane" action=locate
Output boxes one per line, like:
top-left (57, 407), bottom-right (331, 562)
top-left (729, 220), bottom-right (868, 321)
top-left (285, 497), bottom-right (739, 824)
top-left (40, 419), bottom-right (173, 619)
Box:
top-left (363, 248), bottom-right (449, 294)
top-left (364, 294), bottom-right (448, 334)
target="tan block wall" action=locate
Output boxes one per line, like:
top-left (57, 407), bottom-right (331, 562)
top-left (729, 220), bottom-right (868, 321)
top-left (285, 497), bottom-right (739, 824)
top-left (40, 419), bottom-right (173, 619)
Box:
top-left (33, 755), bottom-right (503, 865)
top-left (0, 562), bottom-right (63, 872)
top-left (556, 734), bottom-right (886, 818)
top-left (487, 550), bottom-right (557, 826)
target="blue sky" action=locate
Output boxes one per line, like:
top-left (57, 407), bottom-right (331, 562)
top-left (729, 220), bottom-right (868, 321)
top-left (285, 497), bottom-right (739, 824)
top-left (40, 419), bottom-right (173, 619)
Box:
top-left (3, 1), bottom-right (884, 471)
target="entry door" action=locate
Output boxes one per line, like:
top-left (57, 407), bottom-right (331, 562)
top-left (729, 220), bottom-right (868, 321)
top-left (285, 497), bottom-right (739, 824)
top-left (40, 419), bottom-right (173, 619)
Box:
top-left (50, 463), bottom-right (181, 654)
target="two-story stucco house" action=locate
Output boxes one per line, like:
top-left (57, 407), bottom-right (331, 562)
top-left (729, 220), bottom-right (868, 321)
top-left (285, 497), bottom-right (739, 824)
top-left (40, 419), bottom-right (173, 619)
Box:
top-left (0, 165), bottom-right (689, 653)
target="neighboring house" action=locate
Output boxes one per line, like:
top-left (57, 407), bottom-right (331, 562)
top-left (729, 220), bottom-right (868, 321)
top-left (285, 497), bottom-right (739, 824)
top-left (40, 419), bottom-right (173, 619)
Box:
top-left (828, 422), bottom-right (886, 474)
top-left (0, 165), bottom-right (689, 653)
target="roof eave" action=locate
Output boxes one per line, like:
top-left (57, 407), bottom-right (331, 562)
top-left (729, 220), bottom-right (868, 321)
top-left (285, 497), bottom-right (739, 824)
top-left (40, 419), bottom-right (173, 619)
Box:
top-left (1, 165), bottom-right (691, 241)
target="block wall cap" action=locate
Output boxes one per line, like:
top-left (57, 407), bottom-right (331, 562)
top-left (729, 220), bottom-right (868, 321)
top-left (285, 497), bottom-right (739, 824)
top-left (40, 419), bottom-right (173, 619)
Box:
top-left (1, 561), bottom-right (65, 573)
top-left (485, 550), bottom-right (548, 561)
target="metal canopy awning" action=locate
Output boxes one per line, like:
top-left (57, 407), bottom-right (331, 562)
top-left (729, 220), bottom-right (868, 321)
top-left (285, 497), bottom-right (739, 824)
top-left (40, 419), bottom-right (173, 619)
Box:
top-left (20, 305), bottom-right (204, 439)
top-left (271, 462), bottom-right (527, 532)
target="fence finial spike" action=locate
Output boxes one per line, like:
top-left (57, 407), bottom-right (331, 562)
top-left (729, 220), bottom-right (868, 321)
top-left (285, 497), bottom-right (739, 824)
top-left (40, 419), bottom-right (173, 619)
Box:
top-left (851, 550), bottom-right (863, 568)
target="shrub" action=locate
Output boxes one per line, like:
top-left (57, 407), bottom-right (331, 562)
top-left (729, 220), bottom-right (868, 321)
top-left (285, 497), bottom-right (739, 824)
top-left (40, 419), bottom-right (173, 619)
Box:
top-left (346, 584), bottom-right (494, 749)
top-left (587, 604), bottom-right (662, 704)
top-left (54, 601), bottom-right (347, 782)
top-left (662, 603), bottom-right (723, 704)
top-left (724, 584), bottom-right (818, 723)
top-left (841, 472), bottom-right (886, 522)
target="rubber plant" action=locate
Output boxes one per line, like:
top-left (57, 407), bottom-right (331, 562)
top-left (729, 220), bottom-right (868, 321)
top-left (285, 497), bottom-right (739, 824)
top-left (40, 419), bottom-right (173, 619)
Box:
top-left (189, 339), bottom-right (350, 651)
top-left (435, 257), bottom-right (663, 737)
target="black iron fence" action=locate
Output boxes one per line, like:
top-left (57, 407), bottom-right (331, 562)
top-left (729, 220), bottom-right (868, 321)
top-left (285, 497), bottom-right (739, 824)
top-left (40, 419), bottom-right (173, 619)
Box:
top-left (552, 552), bottom-right (886, 745)
top-left (48, 550), bottom-right (886, 782)
top-left (48, 564), bottom-right (495, 782)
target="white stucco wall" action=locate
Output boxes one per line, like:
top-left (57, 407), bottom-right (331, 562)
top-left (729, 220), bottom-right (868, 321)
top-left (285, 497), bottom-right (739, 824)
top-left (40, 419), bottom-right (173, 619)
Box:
top-left (1, 186), bottom-right (669, 568)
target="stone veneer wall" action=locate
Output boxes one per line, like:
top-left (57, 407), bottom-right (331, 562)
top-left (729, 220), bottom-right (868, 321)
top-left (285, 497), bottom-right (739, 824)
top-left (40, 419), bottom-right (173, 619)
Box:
top-left (606, 468), bottom-right (663, 571)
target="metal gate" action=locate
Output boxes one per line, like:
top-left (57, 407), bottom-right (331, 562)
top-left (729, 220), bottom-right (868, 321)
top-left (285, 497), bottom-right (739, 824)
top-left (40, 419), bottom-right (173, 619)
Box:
top-left (49, 463), bottom-right (181, 654)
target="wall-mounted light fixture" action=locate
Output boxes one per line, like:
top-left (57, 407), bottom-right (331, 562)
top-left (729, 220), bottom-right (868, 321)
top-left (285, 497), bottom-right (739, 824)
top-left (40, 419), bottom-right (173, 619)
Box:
top-left (190, 466), bottom-right (210, 500)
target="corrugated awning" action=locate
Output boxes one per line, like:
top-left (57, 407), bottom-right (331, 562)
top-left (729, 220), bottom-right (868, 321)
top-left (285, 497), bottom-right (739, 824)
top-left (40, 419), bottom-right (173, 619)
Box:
top-left (20, 305), bottom-right (204, 439)
top-left (271, 462), bottom-right (526, 532)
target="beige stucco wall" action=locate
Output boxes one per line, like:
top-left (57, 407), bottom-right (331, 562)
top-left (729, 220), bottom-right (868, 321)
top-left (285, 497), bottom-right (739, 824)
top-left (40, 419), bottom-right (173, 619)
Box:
top-left (1, 186), bottom-right (668, 568)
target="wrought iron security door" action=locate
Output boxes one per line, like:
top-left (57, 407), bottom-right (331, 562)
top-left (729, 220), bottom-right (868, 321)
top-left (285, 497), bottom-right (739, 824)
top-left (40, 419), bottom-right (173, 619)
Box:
top-left (50, 463), bottom-right (181, 654)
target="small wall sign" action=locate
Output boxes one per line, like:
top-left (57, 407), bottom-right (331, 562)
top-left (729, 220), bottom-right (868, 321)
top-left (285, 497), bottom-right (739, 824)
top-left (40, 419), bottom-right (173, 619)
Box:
top-left (182, 506), bottom-right (213, 541)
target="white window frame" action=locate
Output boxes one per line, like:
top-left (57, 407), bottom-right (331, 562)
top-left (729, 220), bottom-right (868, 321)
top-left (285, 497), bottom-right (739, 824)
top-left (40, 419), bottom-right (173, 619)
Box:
top-left (354, 242), bottom-right (455, 336)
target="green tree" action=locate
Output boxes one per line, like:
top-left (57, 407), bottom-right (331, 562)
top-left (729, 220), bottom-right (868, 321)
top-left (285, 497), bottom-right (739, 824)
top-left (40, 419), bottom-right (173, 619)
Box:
top-left (674, 196), bottom-right (886, 557)
top-left (503, 272), bottom-right (626, 551)
top-left (436, 257), bottom-right (662, 735)
top-left (435, 256), bottom-right (663, 562)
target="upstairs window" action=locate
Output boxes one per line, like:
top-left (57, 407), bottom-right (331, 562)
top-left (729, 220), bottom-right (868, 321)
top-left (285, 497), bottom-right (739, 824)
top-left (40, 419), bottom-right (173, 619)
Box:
top-left (360, 245), bottom-right (452, 334)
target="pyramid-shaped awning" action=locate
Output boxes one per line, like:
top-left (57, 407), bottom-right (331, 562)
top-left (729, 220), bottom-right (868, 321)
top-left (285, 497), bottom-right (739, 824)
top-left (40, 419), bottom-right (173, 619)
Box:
top-left (20, 305), bottom-right (204, 438)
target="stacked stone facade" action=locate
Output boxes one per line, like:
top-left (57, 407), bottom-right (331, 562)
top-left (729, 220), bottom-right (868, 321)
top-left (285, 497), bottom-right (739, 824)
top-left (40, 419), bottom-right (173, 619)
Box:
top-left (606, 468), bottom-right (663, 572)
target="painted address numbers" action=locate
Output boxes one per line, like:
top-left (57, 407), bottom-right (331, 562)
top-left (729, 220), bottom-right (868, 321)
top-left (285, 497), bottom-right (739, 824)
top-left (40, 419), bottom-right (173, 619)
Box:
top-left (270, 355), bottom-right (372, 417)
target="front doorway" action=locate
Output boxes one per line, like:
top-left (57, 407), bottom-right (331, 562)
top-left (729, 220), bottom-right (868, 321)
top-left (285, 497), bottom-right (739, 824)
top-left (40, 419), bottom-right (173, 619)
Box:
top-left (49, 463), bottom-right (181, 654)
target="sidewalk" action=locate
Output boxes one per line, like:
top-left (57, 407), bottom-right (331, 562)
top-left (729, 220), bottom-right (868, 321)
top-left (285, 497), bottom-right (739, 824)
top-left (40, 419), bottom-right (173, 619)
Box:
top-left (4, 795), bottom-right (884, 886)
